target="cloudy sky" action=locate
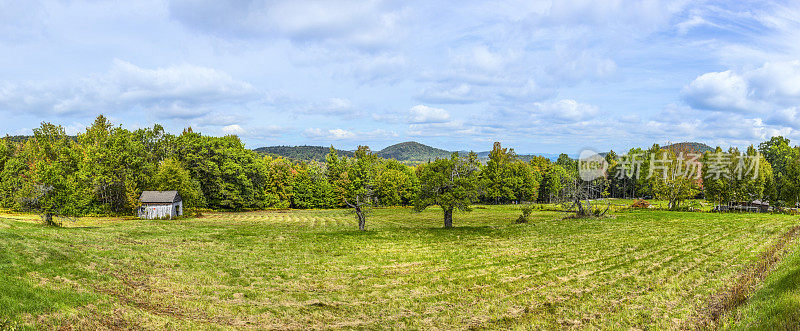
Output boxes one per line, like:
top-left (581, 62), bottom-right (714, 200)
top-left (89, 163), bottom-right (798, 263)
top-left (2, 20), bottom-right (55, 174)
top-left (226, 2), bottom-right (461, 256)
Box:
top-left (1, 0), bottom-right (799, 154)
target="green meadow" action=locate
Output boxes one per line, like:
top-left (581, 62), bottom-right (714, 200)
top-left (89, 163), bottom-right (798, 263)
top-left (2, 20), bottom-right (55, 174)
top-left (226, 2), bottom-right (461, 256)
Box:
top-left (1, 206), bottom-right (798, 329)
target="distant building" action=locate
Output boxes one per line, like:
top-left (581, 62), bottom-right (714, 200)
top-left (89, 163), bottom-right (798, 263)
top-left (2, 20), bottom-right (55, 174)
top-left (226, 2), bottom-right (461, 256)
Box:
top-left (138, 191), bottom-right (183, 219)
top-left (713, 199), bottom-right (770, 213)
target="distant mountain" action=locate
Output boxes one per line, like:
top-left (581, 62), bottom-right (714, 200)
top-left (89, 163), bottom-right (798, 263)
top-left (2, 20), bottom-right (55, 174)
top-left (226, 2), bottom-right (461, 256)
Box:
top-left (1, 135), bottom-right (77, 143)
top-left (662, 142), bottom-right (714, 155)
top-left (254, 141), bottom-right (452, 164)
top-left (254, 141), bottom-right (569, 164)
top-left (461, 150), bottom-right (562, 162)
top-left (254, 145), bottom-right (354, 162)
top-left (1, 135), bottom-right (32, 143)
top-left (375, 141), bottom-right (452, 163)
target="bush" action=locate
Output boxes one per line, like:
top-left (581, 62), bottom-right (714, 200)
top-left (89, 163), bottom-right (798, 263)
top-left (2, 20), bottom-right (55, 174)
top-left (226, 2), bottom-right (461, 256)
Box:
top-left (516, 205), bottom-right (534, 223)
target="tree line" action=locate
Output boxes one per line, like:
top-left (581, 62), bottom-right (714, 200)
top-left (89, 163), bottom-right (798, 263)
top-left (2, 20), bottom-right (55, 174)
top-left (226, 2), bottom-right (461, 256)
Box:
top-left (0, 118), bottom-right (545, 220)
top-left (2, 117), bottom-right (800, 226)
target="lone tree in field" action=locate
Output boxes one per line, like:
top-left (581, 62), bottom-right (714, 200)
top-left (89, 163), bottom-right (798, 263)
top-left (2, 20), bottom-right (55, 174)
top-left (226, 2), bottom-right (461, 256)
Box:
top-left (414, 152), bottom-right (480, 228)
top-left (328, 146), bottom-right (378, 231)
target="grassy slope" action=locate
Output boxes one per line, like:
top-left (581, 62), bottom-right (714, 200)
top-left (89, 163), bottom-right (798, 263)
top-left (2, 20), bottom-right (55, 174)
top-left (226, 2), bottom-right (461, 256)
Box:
top-left (0, 207), bottom-right (797, 329)
top-left (722, 246), bottom-right (800, 329)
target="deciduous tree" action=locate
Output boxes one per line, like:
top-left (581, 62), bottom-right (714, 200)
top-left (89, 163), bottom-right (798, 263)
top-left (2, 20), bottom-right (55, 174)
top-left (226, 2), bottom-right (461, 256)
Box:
top-left (414, 152), bottom-right (480, 228)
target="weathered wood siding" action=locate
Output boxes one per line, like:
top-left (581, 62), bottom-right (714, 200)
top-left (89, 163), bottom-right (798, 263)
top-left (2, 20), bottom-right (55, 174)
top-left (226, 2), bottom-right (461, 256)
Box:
top-left (138, 201), bottom-right (183, 219)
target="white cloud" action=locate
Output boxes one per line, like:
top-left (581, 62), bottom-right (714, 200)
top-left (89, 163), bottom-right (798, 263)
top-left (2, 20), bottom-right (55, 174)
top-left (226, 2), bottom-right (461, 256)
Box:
top-left (407, 105), bottom-right (451, 124)
top-left (0, 59), bottom-right (258, 119)
top-left (682, 61), bottom-right (800, 113)
top-left (682, 70), bottom-right (751, 112)
top-left (766, 107), bottom-right (800, 129)
top-left (531, 99), bottom-right (599, 123)
top-left (168, 0), bottom-right (407, 50)
top-left (747, 61), bottom-right (800, 102)
top-left (676, 15), bottom-right (716, 35)
top-left (301, 127), bottom-right (395, 141)
top-left (303, 128), bottom-right (356, 140)
top-left (222, 124), bottom-right (246, 135)
top-left (418, 84), bottom-right (480, 104)
top-left (109, 59), bottom-right (256, 104)
top-left (303, 97), bottom-right (356, 116)
top-left (213, 124), bottom-right (290, 143)
top-left (407, 120), bottom-right (480, 138)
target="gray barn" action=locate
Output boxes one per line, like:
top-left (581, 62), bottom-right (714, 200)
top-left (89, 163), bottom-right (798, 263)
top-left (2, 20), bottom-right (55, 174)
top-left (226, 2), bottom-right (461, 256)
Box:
top-left (138, 191), bottom-right (183, 219)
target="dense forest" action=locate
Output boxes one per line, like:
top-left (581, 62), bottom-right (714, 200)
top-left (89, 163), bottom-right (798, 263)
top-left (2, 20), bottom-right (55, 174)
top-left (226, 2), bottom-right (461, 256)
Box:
top-left (255, 145), bottom-right (354, 162)
top-left (663, 142), bottom-right (714, 155)
top-left (258, 141), bottom-right (452, 164)
top-left (374, 141), bottom-right (451, 163)
top-left (0, 116), bottom-right (797, 217)
top-left (263, 141), bottom-right (558, 164)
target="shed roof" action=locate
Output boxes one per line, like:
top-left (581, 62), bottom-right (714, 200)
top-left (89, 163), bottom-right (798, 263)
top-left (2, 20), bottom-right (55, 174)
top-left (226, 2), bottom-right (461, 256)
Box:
top-left (140, 191), bottom-right (181, 203)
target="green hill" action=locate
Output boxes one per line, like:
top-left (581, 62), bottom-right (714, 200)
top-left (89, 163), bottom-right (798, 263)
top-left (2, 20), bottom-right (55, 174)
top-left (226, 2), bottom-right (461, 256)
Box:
top-left (375, 141), bottom-right (451, 163)
top-left (254, 141), bottom-right (452, 164)
top-left (253, 141), bottom-right (566, 164)
top-left (254, 145), bottom-right (354, 162)
top-left (663, 142), bottom-right (714, 155)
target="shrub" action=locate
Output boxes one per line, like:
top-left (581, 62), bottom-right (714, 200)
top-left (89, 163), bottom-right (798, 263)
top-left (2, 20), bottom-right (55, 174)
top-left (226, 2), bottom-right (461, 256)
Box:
top-left (516, 205), bottom-right (533, 223)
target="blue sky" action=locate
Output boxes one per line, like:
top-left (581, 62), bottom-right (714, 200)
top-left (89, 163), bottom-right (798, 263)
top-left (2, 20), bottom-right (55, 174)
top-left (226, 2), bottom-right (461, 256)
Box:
top-left (1, 0), bottom-right (799, 154)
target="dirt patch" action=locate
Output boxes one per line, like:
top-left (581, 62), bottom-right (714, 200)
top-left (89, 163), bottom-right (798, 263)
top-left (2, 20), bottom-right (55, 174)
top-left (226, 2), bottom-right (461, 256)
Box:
top-left (688, 225), bottom-right (800, 329)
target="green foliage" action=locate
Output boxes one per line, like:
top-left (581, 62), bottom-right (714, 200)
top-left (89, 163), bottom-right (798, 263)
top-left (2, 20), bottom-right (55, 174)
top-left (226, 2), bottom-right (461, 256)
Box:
top-left (173, 132), bottom-right (267, 210)
top-left (76, 115), bottom-right (154, 213)
top-left (16, 123), bottom-right (90, 217)
top-left (758, 136), bottom-right (800, 205)
top-left (256, 141), bottom-right (452, 165)
top-left (290, 162), bottom-right (335, 209)
top-left (255, 145), bottom-right (354, 162)
top-left (1, 117), bottom-right (798, 218)
top-left (374, 141), bottom-right (451, 164)
top-left (516, 204), bottom-right (533, 223)
top-left (481, 142), bottom-right (540, 204)
top-left (152, 159), bottom-right (205, 210)
top-left (414, 152), bottom-right (480, 227)
top-left (662, 142), bottom-right (714, 155)
top-left (649, 149), bottom-right (701, 210)
top-left (261, 156), bottom-right (294, 208)
top-left (702, 146), bottom-right (774, 206)
top-left (536, 162), bottom-right (569, 203)
top-left (375, 160), bottom-right (418, 206)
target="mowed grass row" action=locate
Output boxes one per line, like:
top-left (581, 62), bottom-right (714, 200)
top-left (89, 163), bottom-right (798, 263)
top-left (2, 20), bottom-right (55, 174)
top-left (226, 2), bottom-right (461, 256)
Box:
top-left (1, 206), bottom-right (798, 329)
top-left (721, 243), bottom-right (800, 329)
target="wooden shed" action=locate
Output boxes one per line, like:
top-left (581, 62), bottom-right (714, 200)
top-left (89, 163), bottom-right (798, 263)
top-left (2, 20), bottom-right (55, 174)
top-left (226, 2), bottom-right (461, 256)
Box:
top-left (138, 191), bottom-right (183, 219)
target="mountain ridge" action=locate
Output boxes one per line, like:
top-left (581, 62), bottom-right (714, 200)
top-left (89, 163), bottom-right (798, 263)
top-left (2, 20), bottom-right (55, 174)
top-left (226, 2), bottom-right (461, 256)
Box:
top-left (254, 141), bottom-right (570, 163)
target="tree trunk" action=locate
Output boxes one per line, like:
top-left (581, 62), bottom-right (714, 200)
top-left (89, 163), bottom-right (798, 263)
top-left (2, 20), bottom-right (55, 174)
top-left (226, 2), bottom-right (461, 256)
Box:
top-left (443, 208), bottom-right (453, 228)
top-left (355, 206), bottom-right (366, 231)
top-left (575, 199), bottom-right (585, 216)
top-left (42, 213), bottom-right (54, 226)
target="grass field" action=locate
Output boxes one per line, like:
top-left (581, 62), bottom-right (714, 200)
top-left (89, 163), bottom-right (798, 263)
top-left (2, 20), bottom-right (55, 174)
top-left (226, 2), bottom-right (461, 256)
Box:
top-left (721, 244), bottom-right (800, 330)
top-left (1, 206), bottom-right (798, 329)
